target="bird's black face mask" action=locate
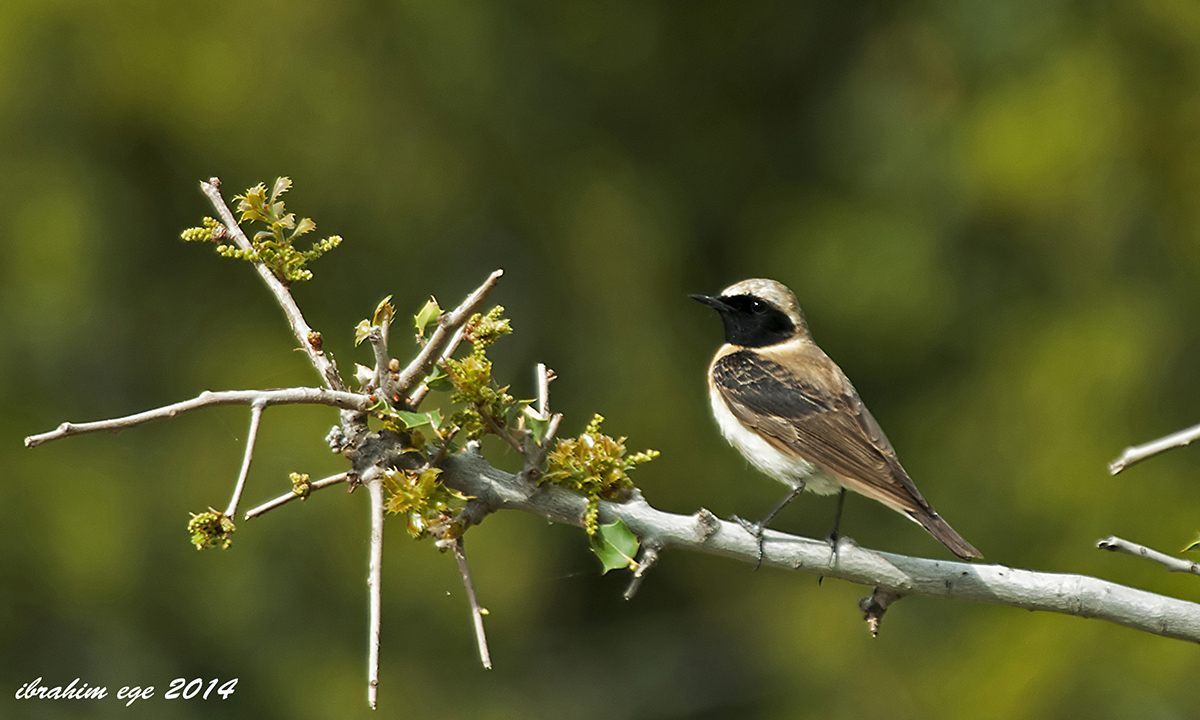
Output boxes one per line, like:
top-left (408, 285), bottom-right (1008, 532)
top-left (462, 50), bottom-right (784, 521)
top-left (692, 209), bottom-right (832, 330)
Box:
top-left (690, 294), bottom-right (795, 348)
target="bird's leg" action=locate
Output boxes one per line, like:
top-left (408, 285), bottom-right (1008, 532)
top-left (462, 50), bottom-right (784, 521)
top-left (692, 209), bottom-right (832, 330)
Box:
top-left (826, 488), bottom-right (847, 546)
top-left (732, 482), bottom-right (806, 570)
top-left (818, 488), bottom-right (846, 587)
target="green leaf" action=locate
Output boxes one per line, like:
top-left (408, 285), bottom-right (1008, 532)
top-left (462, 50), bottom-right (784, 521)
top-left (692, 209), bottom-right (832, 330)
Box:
top-left (394, 410), bottom-right (437, 429)
top-left (373, 295), bottom-right (394, 329)
top-left (589, 518), bottom-right (639, 574)
top-left (1183, 535), bottom-right (1200, 553)
top-left (505, 398), bottom-right (534, 427)
top-left (292, 217), bottom-right (316, 238)
top-left (414, 297), bottom-right (442, 336)
top-left (425, 369), bottom-right (454, 392)
top-left (271, 176), bottom-right (292, 202)
top-left (524, 408), bottom-right (550, 444)
top-left (354, 319), bottom-right (371, 346)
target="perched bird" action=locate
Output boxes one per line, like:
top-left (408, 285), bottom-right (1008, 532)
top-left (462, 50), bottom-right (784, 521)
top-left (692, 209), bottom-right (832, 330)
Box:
top-left (691, 278), bottom-right (981, 561)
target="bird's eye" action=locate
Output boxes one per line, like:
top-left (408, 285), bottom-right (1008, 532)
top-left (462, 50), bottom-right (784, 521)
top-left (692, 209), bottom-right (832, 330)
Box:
top-left (750, 299), bottom-right (767, 314)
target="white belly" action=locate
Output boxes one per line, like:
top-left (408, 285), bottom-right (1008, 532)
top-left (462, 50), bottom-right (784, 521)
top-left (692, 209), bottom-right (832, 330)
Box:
top-left (709, 383), bottom-right (842, 495)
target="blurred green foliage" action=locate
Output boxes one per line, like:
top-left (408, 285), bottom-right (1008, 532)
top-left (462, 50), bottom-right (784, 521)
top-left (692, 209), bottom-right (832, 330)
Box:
top-left (4, 1), bottom-right (1200, 718)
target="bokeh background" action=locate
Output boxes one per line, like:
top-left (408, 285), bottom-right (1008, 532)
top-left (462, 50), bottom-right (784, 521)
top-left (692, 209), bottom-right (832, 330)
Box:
top-left (4, 1), bottom-right (1200, 718)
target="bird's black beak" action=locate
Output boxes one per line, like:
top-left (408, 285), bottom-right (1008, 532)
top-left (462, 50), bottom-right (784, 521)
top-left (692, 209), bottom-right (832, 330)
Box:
top-left (689, 293), bottom-right (731, 312)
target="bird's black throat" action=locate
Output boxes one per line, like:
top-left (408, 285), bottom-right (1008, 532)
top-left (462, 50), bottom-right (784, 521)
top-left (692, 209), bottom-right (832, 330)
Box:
top-left (692, 293), bottom-right (796, 348)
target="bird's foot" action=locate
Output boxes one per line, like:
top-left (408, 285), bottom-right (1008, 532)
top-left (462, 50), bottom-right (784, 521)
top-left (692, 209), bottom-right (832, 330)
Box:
top-left (818, 530), bottom-right (840, 586)
top-left (731, 514), bottom-right (766, 570)
top-left (825, 527), bottom-right (840, 549)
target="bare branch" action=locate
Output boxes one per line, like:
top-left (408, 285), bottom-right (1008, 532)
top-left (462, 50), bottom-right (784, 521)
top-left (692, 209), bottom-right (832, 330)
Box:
top-left (536, 363), bottom-right (554, 418)
top-left (199, 179), bottom-right (347, 392)
top-left (224, 401), bottom-right (265, 518)
top-left (519, 413), bottom-right (562, 484)
top-left (859, 587), bottom-right (902, 637)
top-left (1097, 536), bottom-right (1200, 578)
top-left (366, 326), bottom-right (390, 395)
top-left (24, 388), bottom-right (372, 448)
top-left (480, 406), bottom-right (523, 453)
top-left (1109, 420), bottom-right (1200, 474)
top-left (440, 450), bottom-right (1200, 645)
top-left (448, 537), bottom-right (492, 670)
top-left (364, 473), bottom-right (385, 710)
top-left (624, 543), bottom-right (659, 601)
top-left (408, 324), bottom-right (469, 409)
top-left (394, 269), bottom-right (504, 401)
top-left (244, 472), bottom-right (352, 520)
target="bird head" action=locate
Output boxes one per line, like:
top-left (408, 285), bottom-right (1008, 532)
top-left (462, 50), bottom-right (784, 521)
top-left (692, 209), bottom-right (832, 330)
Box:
top-left (690, 279), bottom-right (810, 348)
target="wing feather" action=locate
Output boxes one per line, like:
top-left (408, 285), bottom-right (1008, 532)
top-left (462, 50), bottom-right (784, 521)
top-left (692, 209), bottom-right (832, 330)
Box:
top-left (712, 349), bottom-right (929, 515)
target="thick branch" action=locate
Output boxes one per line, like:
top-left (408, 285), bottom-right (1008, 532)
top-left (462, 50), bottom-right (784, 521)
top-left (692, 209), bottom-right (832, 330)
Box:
top-left (1098, 536), bottom-right (1200, 578)
top-left (440, 450), bottom-right (1200, 645)
top-left (199, 179), bottom-right (347, 392)
top-left (1109, 420), bottom-right (1200, 474)
top-left (24, 388), bottom-right (372, 447)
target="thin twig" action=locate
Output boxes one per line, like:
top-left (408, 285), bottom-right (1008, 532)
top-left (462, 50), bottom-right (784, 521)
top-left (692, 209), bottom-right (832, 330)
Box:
top-left (224, 401), bottom-right (265, 518)
top-left (859, 587), bottom-right (902, 637)
top-left (429, 427), bottom-right (461, 470)
top-left (1109, 420), bottom-right (1200, 474)
top-left (519, 413), bottom-right (562, 484)
top-left (364, 473), bottom-right (385, 710)
top-left (624, 543), bottom-right (659, 601)
top-left (1097, 536), bottom-right (1200, 578)
top-left (439, 451), bottom-right (1200, 645)
top-left (199, 179), bottom-right (347, 392)
top-left (24, 388), bottom-right (372, 448)
top-left (536, 363), bottom-right (553, 418)
top-left (366, 326), bottom-right (390, 395)
top-left (244, 472), bottom-right (352, 519)
top-left (451, 537), bottom-right (492, 670)
top-left (480, 405), bottom-right (523, 452)
top-left (408, 324), bottom-right (470, 409)
top-left (394, 270), bottom-right (504, 400)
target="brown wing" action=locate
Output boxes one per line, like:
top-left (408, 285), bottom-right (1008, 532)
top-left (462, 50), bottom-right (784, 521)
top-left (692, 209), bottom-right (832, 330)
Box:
top-left (712, 349), bottom-right (931, 516)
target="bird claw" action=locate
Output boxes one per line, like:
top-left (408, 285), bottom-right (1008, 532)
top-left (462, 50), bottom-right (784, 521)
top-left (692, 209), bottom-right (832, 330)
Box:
top-left (818, 531), bottom-right (840, 586)
top-left (731, 514), bottom-right (766, 570)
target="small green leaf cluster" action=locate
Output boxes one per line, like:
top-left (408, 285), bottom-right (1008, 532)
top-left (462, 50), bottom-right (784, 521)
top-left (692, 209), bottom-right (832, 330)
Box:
top-left (463, 306), bottom-right (512, 348)
top-left (355, 296), bottom-right (396, 347)
top-left (181, 178), bottom-right (341, 284)
top-left (445, 353), bottom-right (516, 440)
top-left (353, 296), bottom-right (655, 572)
top-left (290, 472), bottom-right (312, 499)
top-left (180, 216), bottom-right (225, 243)
top-left (365, 304), bottom-right (520, 541)
top-left (382, 467), bottom-right (468, 539)
top-left (440, 306), bottom-right (518, 441)
top-left (542, 414), bottom-right (659, 535)
top-left (188, 510), bottom-right (235, 550)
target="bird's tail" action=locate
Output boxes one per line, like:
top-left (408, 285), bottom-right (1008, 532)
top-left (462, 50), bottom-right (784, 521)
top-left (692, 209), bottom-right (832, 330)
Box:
top-left (911, 510), bottom-right (982, 560)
